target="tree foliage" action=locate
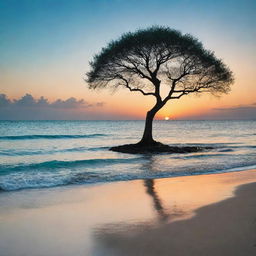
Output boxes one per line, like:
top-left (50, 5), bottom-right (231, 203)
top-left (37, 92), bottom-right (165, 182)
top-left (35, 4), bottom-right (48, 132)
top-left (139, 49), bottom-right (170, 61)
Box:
top-left (86, 26), bottom-right (234, 105)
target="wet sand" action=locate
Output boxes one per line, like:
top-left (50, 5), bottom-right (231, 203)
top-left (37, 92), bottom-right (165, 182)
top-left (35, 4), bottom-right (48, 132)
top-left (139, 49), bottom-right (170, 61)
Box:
top-left (0, 169), bottom-right (256, 256)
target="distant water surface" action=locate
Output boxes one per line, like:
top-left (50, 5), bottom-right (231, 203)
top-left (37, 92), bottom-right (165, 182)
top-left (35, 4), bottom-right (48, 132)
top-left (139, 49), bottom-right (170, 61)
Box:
top-left (0, 120), bottom-right (255, 191)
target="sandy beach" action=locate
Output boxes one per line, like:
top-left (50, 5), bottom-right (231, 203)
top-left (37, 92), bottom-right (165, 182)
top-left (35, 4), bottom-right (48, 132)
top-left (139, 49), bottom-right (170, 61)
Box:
top-left (0, 169), bottom-right (256, 256)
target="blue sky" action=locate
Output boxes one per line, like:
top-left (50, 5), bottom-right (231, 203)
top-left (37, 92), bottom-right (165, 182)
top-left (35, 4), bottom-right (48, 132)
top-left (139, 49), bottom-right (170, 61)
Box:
top-left (1, 0), bottom-right (255, 67)
top-left (0, 0), bottom-right (255, 119)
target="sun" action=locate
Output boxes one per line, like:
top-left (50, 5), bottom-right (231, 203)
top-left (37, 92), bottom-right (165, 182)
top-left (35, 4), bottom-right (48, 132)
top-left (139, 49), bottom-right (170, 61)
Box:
top-left (164, 117), bottom-right (169, 121)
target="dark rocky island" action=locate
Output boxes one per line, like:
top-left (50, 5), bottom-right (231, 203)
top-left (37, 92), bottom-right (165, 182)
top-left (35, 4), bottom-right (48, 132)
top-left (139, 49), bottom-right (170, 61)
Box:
top-left (110, 141), bottom-right (212, 154)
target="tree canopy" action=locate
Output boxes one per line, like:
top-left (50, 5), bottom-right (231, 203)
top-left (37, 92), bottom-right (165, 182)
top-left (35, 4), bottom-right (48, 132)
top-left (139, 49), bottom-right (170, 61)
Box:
top-left (87, 26), bottom-right (234, 104)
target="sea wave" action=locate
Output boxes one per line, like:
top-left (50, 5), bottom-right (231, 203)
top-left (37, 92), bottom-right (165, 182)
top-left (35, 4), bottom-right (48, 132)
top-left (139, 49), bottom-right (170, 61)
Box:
top-left (0, 157), bottom-right (144, 175)
top-left (0, 146), bottom-right (109, 156)
top-left (171, 153), bottom-right (231, 159)
top-left (1, 163), bottom-right (256, 192)
top-left (0, 134), bottom-right (107, 140)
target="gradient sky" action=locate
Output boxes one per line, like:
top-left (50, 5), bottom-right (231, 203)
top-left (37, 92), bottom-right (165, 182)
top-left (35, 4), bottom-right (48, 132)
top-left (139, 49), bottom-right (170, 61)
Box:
top-left (0, 0), bottom-right (255, 120)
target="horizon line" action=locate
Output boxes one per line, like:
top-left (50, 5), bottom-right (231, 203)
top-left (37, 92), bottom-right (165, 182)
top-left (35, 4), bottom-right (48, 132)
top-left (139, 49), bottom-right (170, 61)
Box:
top-left (0, 119), bottom-right (255, 122)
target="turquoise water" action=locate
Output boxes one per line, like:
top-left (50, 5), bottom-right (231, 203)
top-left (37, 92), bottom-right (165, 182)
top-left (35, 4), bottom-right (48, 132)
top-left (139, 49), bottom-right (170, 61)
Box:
top-left (0, 120), bottom-right (255, 191)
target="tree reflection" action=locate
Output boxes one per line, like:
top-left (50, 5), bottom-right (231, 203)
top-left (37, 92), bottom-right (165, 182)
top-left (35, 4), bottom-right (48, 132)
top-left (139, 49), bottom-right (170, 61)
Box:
top-left (141, 155), bottom-right (169, 222)
top-left (144, 178), bottom-right (169, 222)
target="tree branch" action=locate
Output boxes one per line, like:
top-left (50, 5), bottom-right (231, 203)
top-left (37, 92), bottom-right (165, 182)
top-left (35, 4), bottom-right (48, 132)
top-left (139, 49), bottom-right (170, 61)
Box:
top-left (171, 87), bottom-right (204, 99)
top-left (125, 56), bottom-right (153, 81)
top-left (162, 69), bottom-right (190, 104)
top-left (117, 75), bottom-right (156, 97)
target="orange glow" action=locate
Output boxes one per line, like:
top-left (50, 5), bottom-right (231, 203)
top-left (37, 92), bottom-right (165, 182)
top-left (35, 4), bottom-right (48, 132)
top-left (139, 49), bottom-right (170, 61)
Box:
top-left (1, 46), bottom-right (256, 120)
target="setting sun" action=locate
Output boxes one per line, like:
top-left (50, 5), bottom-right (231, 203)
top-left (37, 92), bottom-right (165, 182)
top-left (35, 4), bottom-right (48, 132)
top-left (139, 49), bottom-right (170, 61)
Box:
top-left (164, 117), bottom-right (169, 121)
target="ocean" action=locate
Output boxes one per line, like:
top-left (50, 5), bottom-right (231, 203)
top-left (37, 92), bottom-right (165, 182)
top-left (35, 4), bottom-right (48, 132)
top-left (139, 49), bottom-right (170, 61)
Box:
top-left (0, 120), bottom-right (255, 191)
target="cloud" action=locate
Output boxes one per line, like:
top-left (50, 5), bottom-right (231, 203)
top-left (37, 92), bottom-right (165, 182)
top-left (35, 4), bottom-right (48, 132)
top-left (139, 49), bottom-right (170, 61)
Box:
top-left (95, 102), bottom-right (105, 107)
top-left (0, 94), bottom-right (11, 107)
top-left (178, 103), bottom-right (256, 120)
top-left (14, 94), bottom-right (37, 106)
top-left (0, 94), bottom-right (104, 109)
top-left (213, 103), bottom-right (256, 112)
top-left (0, 94), bottom-right (105, 120)
top-left (50, 98), bottom-right (89, 108)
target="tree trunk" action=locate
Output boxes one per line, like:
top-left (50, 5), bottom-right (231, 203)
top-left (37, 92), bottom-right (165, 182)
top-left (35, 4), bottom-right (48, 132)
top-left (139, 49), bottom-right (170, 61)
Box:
top-left (139, 103), bottom-right (163, 146)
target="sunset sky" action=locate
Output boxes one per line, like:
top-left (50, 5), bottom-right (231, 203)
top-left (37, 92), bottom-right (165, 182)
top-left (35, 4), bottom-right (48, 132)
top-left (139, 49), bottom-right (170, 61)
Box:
top-left (0, 0), bottom-right (255, 120)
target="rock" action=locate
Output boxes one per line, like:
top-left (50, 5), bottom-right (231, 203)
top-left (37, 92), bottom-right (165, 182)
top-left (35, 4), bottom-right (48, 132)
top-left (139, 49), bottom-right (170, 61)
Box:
top-left (110, 141), bottom-right (212, 154)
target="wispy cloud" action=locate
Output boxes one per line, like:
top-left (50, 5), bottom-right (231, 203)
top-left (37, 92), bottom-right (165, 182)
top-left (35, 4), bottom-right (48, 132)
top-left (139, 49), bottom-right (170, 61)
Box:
top-left (178, 102), bottom-right (256, 120)
top-left (0, 94), bottom-right (105, 120)
top-left (213, 103), bottom-right (256, 112)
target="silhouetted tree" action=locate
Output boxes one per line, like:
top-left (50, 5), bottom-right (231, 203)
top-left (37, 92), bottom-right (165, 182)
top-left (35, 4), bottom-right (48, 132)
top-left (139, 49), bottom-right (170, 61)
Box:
top-left (86, 26), bottom-right (234, 147)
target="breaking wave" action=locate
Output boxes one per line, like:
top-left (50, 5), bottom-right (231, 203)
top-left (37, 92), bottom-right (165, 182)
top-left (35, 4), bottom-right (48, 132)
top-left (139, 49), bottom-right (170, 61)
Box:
top-left (0, 134), bottom-right (107, 140)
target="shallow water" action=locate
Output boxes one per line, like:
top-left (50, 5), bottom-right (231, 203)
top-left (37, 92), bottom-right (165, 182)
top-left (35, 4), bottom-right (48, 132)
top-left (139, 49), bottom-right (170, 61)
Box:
top-left (0, 120), bottom-right (255, 191)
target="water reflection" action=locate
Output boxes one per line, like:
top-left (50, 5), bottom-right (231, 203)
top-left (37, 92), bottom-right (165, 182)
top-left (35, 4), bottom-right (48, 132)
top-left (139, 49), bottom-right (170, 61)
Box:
top-left (143, 179), bottom-right (169, 222)
top-left (93, 155), bottom-right (175, 255)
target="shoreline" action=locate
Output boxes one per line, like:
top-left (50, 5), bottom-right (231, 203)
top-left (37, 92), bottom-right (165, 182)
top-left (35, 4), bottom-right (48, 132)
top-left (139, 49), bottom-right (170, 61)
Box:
top-left (0, 169), bottom-right (256, 255)
top-left (2, 164), bottom-right (256, 193)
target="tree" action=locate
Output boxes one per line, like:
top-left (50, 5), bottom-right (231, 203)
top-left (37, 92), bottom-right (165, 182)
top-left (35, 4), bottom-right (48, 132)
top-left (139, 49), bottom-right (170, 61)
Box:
top-left (86, 26), bottom-right (234, 152)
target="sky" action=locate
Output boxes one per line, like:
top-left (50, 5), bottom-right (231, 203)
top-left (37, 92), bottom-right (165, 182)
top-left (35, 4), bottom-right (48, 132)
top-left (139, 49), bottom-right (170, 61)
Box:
top-left (0, 0), bottom-right (255, 120)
